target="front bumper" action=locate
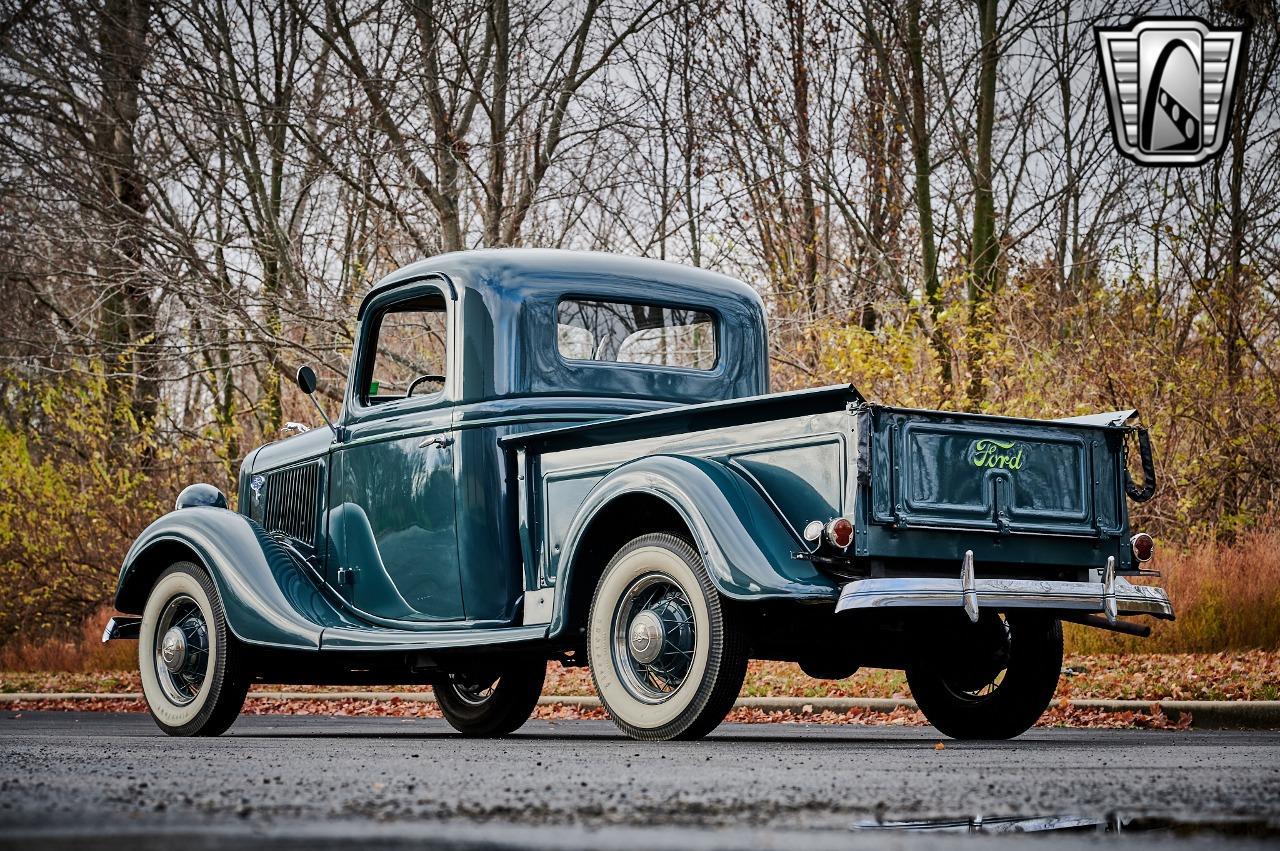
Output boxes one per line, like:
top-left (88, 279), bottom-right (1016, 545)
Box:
top-left (835, 554), bottom-right (1174, 622)
top-left (101, 616), bottom-right (142, 643)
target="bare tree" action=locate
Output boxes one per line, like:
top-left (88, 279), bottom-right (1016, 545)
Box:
top-left (0, 0), bottom-right (162, 432)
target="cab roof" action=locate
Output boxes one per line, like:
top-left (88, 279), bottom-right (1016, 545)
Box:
top-left (354, 248), bottom-right (769, 406)
top-left (357, 248), bottom-right (763, 320)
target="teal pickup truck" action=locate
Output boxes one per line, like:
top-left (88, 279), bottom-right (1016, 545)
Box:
top-left (106, 249), bottom-right (1171, 741)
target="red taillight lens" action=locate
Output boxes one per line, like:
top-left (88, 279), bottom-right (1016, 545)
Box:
top-left (1131, 532), bottom-right (1154, 562)
top-left (826, 517), bottom-right (854, 550)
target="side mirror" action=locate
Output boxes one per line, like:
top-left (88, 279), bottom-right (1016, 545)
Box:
top-left (296, 365), bottom-right (318, 395)
top-left (294, 364), bottom-right (337, 438)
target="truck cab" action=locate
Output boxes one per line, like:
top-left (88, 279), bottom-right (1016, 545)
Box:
top-left (108, 249), bottom-right (1171, 741)
top-left (240, 250), bottom-right (766, 629)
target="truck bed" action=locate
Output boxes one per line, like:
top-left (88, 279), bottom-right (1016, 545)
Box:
top-left (503, 384), bottom-right (1146, 587)
top-left (500, 384), bottom-right (866, 453)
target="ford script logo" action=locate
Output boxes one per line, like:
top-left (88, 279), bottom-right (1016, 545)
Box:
top-left (971, 439), bottom-right (1025, 471)
top-left (1095, 17), bottom-right (1247, 166)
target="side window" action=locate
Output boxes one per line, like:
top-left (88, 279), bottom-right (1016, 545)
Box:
top-left (363, 293), bottom-right (447, 404)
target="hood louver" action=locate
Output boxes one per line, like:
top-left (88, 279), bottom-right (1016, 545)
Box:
top-left (262, 462), bottom-right (320, 547)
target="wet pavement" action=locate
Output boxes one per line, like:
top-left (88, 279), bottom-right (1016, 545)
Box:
top-left (1, 712), bottom-right (1278, 849)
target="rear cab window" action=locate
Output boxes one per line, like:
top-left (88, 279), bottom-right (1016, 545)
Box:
top-left (556, 299), bottom-right (718, 371)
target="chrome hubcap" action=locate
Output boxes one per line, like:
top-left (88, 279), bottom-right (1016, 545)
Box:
top-left (628, 611), bottom-right (664, 664)
top-left (153, 595), bottom-right (209, 706)
top-left (612, 573), bottom-right (696, 704)
top-left (160, 627), bottom-right (187, 673)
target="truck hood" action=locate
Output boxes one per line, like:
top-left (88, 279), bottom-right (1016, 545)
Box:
top-left (243, 424), bottom-right (334, 475)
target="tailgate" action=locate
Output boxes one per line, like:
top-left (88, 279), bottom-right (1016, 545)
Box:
top-left (867, 407), bottom-right (1125, 538)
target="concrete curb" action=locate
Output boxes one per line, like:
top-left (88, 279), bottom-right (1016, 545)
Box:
top-left (3, 692), bottom-right (1278, 729)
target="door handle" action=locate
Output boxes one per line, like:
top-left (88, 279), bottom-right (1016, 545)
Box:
top-left (418, 435), bottom-right (454, 450)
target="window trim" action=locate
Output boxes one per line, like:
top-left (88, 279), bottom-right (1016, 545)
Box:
top-left (348, 280), bottom-right (453, 419)
top-left (553, 295), bottom-right (723, 375)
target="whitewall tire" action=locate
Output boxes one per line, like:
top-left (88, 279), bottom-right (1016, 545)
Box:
top-left (588, 533), bottom-right (748, 741)
top-left (138, 562), bottom-right (248, 736)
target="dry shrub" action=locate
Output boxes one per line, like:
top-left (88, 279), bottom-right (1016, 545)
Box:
top-left (800, 274), bottom-right (1280, 541)
top-left (0, 604), bottom-right (134, 672)
top-left (1067, 525), bottom-right (1280, 654)
top-left (0, 368), bottom-right (225, 653)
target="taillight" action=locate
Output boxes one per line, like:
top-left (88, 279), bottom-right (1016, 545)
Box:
top-left (826, 517), bottom-right (854, 550)
top-left (1131, 532), bottom-right (1154, 562)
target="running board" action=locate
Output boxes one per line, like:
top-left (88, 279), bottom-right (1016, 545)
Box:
top-left (319, 624), bottom-right (550, 652)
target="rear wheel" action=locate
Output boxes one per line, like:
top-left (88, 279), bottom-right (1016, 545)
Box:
top-left (906, 612), bottom-right (1063, 739)
top-left (138, 562), bottom-right (249, 736)
top-left (587, 533), bottom-right (748, 741)
top-left (433, 660), bottom-right (546, 737)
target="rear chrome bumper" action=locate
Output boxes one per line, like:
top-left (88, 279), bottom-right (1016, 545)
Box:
top-left (835, 553), bottom-right (1174, 621)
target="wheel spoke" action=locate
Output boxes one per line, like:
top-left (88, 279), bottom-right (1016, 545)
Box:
top-left (153, 593), bottom-right (210, 707)
top-left (940, 614), bottom-right (1012, 702)
top-left (449, 673), bottom-right (500, 706)
top-left (612, 573), bottom-right (698, 703)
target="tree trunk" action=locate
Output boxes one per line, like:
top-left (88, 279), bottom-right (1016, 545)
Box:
top-left (484, 0), bottom-right (509, 247)
top-left (787, 0), bottom-right (822, 365)
top-left (965, 0), bottom-right (999, 408)
top-left (905, 0), bottom-right (950, 389)
top-left (94, 0), bottom-right (156, 433)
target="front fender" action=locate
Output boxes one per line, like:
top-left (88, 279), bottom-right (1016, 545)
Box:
top-left (550, 455), bottom-right (839, 638)
top-left (116, 507), bottom-right (354, 650)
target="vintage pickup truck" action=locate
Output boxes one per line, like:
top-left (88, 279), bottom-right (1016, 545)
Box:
top-left (106, 249), bottom-right (1171, 741)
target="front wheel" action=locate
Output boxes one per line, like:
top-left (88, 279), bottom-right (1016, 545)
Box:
top-left (587, 533), bottom-right (748, 741)
top-left (139, 562), bottom-right (249, 736)
top-left (906, 612), bottom-right (1063, 740)
top-left (433, 660), bottom-right (546, 737)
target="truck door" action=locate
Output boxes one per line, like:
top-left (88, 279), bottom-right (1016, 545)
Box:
top-left (329, 283), bottom-right (464, 623)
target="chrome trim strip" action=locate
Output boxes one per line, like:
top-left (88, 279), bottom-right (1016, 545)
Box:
top-left (835, 575), bottom-right (1174, 620)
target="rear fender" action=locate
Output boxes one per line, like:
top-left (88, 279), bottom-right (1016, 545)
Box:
top-left (549, 455), bottom-right (839, 638)
top-left (115, 507), bottom-right (354, 650)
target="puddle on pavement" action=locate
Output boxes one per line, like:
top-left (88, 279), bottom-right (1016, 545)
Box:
top-left (850, 813), bottom-right (1280, 838)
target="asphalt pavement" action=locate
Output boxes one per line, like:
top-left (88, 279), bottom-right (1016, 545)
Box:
top-left (1, 712), bottom-right (1278, 850)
